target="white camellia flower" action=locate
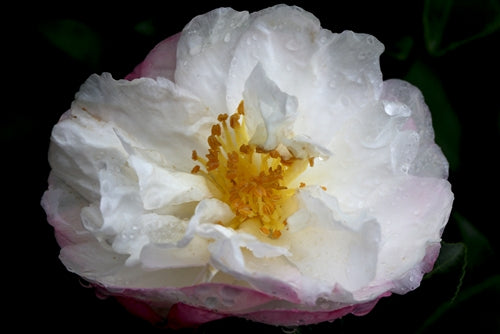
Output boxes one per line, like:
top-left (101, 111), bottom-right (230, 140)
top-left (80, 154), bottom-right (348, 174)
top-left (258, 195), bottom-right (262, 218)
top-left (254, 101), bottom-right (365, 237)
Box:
top-left (42, 5), bottom-right (454, 328)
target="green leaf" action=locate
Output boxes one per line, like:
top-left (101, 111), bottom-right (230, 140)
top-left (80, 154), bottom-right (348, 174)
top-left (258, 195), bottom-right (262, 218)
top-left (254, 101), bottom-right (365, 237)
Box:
top-left (427, 242), bottom-right (467, 279)
top-left (424, 0), bottom-right (500, 56)
top-left (454, 212), bottom-right (494, 269)
top-left (418, 275), bottom-right (500, 333)
top-left (423, 0), bottom-right (453, 55)
top-left (386, 36), bottom-right (414, 61)
top-left (134, 19), bottom-right (156, 36)
top-left (39, 19), bottom-right (101, 69)
top-left (405, 61), bottom-right (461, 170)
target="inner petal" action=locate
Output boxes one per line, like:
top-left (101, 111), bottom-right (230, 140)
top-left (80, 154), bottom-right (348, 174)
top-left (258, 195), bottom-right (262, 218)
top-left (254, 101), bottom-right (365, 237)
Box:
top-left (191, 101), bottom-right (311, 238)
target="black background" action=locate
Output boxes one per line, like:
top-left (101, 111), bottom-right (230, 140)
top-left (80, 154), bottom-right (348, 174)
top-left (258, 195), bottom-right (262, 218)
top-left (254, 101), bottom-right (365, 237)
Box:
top-left (5, 0), bottom-right (499, 333)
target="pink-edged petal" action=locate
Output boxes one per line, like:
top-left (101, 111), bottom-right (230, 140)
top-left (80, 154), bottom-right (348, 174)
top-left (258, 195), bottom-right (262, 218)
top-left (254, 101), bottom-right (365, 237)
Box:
top-left (125, 33), bottom-right (181, 81)
top-left (95, 282), bottom-right (391, 328)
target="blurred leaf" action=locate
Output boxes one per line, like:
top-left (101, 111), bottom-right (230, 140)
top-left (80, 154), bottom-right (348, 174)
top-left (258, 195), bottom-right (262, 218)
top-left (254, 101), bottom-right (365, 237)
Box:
top-left (386, 36), bottom-right (414, 61)
top-left (423, 0), bottom-right (500, 56)
top-left (423, 0), bottom-right (453, 54)
top-left (427, 242), bottom-right (467, 280)
top-left (134, 19), bottom-right (155, 36)
top-left (40, 19), bottom-right (101, 69)
top-left (418, 275), bottom-right (500, 333)
top-left (454, 212), bottom-right (494, 268)
top-left (405, 61), bottom-right (461, 170)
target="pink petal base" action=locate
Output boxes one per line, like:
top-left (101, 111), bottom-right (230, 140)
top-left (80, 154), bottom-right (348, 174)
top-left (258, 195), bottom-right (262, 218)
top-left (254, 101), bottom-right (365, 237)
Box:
top-left (114, 289), bottom-right (391, 329)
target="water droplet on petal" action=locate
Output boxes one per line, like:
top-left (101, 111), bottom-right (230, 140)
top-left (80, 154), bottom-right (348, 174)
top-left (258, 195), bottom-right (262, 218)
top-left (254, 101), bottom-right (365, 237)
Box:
top-left (224, 32), bottom-right (231, 43)
top-left (204, 296), bottom-right (218, 309)
top-left (341, 95), bottom-right (350, 107)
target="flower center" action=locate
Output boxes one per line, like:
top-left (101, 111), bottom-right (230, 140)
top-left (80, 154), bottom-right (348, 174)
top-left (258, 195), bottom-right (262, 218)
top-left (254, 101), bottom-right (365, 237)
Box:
top-left (191, 101), bottom-right (310, 238)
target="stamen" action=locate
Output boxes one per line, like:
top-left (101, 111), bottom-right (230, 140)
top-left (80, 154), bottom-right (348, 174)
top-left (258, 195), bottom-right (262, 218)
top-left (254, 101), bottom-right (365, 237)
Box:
top-left (191, 101), bottom-right (312, 238)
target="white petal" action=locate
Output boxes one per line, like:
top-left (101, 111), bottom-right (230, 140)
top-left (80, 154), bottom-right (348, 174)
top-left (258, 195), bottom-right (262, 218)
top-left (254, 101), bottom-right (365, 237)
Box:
top-left (225, 5), bottom-right (323, 112)
top-left (48, 106), bottom-right (128, 202)
top-left (41, 173), bottom-right (94, 247)
top-left (98, 167), bottom-right (141, 235)
top-left (176, 7), bottom-right (250, 114)
top-left (74, 73), bottom-right (213, 171)
top-left (367, 176), bottom-right (453, 283)
top-left (226, 6), bottom-right (384, 146)
top-left (122, 139), bottom-right (212, 209)
top-left (381, 79), bottom-right (449, 178)
top-left (60, 241), bottom-right (128, 280)
top-left (243, 64), bottom-right (298, 150)
top-left (243, 64), bottom-right (330, 158)
top-left (286, 188), bottom-right (380, 293)
top-left (140, 236), bottom-right (210, 269)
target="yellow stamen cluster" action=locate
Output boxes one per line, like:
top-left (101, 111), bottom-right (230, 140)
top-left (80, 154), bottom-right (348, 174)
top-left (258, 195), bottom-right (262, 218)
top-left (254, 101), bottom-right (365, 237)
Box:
top-left (191, 101), bottom-right (310, 238)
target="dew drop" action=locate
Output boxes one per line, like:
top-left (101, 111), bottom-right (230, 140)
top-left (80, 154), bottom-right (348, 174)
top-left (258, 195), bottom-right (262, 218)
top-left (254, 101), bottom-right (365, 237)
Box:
top-left (341, 95), bottom-right (350, 107)
top-left (204, 296), bottom-right (218, 309)
top-left (282, 327), bottom-right (299, 334)
top-left (223, 32), bottom-right (231, 43)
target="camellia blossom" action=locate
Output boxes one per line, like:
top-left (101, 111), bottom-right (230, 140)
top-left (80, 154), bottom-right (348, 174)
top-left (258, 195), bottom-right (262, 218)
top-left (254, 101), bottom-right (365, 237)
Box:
top-left (42, 4), bottom-right (454, 329)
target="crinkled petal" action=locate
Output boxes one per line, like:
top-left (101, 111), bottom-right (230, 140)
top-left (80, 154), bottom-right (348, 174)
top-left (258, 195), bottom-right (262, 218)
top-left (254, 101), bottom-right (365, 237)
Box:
top-left (48, 106), bottom-right (128, 202)
top-left (243, 63), bottom-right (330, 158)
top-left (226, 5), bottom-right (384, 146)
top-left (119, 135), bottom-right (212, 209)
top-left (41, 173), bottom-right (94, 248)
top-left (74, 73), bottom-right (213, 171)
top-left (175, 7), bottom-right (250, 114)
top-left (285, 187), bottom-right (380, 301)
top-left (367, 176), bottom-right (453, 292)
top-left (381, 79), bottom-right (449, 178)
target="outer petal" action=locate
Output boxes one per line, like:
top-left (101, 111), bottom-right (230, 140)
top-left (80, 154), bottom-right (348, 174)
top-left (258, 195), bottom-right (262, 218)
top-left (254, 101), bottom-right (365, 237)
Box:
top-left (74, 73), bottom-right (213, 171)
top-left (175, 7), bottom-right (250, 114)
top-left (125, 33), bottom-right (181, 81)
top-left (366, 176), bottom-right (453, 297)
top-left (225, 5), bottom-right (384, 146)
top-left (381, 79), bottom-right (449, 178)
top-left (42, 173), bottom-right (95, 248)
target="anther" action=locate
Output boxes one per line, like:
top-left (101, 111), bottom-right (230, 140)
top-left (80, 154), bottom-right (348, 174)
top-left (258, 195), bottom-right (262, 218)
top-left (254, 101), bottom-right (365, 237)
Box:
top-left (217, 114), bottom-right (229, 122)
top-left (191, 165), bottom-right (200, 174)
top-left (230, 113), bottom-right (241, 128)
top-left (211, 124), bottom-right (221, 136)
top-left (239, 144), bottom-right (251, 154)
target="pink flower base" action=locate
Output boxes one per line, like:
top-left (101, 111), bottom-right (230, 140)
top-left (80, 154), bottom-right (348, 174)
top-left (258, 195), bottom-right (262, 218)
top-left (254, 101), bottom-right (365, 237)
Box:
top-left (112, 285), bottom-right (391, 329)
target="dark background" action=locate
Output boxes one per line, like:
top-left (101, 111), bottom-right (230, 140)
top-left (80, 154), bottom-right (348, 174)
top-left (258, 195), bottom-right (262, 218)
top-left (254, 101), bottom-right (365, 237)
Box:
top-left (5, 0), bottom-right (499, 333)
